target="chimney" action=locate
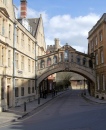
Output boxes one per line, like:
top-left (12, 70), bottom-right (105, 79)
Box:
top-left (20, 0), bottom-right (27, 18)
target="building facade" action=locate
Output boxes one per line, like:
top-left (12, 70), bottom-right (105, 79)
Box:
top-left (0, 0), bottom-right (46, 111)
top-left (88, 13), bottom-right (106, 99)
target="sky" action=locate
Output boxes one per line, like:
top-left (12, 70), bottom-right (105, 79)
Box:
top-left (13, 0), bottom-right (106, 53)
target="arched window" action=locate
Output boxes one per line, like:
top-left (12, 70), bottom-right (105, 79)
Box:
top-left (47, 58), bottom-right (51, 66)
top-left (40, 60), bottom-right (45, 68)
top-left (89, 60), bottom-right (93, 68)
top-left (76, 56), bottom-right (80, 64)
top-left (83, 57), bottom-right (86, 66)
top-left (53, 56), bottom-right (57, 64)
top-left (60, 53), bottom-right (63, 62)
top-left (64, 50), bottom-right (69, 61)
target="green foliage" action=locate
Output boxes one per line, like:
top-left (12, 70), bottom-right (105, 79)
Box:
top-left (56, 72), bottom-right (72, 88)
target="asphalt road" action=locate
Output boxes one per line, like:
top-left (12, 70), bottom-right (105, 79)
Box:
top-left (1, 90), bottom-right (106, 130)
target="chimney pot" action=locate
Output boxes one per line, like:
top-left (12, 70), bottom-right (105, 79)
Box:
top-left (20, 0), bottom-right (27, 18)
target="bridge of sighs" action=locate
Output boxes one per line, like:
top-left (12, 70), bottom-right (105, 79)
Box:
top-left (36, 44), bottom-right (96, 94)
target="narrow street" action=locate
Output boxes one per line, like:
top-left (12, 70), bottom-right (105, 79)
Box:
top-left (1, 90), bottom-right (106, 130)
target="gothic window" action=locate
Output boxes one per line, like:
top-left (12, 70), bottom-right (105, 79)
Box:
top-left (40, 60), bottom-right (45, 68)
top-left (89, 60), bottom-right (93, 68)
top-left (47, 58), bottom-right (51, 66)
top-left (53, 56), bottom-right (57, 64)
top-left (64, 50), bottom-right (69, 61)
top-left (83, 57), bottom-right (86, 66)
top-left (60, 53), bottom-right (63, 62)
top-left (76, 56), bottom-right (80, 65)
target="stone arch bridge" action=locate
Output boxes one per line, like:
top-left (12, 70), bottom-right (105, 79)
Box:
top-left (36, 44), bottom-right (96, 91)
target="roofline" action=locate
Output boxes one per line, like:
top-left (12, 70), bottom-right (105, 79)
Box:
top-left (88, 13), bottom-right (106, 38)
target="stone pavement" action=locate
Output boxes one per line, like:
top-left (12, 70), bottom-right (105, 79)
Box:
top-left (82, 92), bottom-right (106, 104)
top-left (0, 91), bottom-right (66, 126)
top-left (1, 90), bottom-right (106, 126)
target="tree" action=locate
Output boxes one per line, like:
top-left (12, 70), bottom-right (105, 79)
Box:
top-left (56, 72), bottom-right (72, 89)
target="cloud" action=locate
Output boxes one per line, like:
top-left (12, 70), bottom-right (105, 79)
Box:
top-left (44, 13), bottom-right (100, 53)
top-left (17, 6), bottom-right (100, 53)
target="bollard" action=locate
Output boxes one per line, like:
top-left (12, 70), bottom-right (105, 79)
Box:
top-left (24, 102), bottom-right (26, 112)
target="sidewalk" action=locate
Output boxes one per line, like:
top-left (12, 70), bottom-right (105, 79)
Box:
top-left (82, 92), bottom-right (106, 104)
top-left (0, 91), bottom-right (66, 126)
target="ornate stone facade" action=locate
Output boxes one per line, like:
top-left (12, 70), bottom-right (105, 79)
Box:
top-left (37, 44), bottom-right (96, 89)
top-left (88, 13), bottom-right (106, 99)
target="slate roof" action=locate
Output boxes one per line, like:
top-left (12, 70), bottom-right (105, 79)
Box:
top-left (28, 18), bottom-right (40, 38)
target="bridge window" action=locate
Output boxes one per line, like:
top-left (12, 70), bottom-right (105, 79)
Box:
top-left (60, 53), bottom-right (63, 62)
top-left (53, 56), bottom-right (57, 64)
top-left (64, 50), bottom-right (69, 61)
top-left (40, 60), bottom-right (45, 68)
top-left (77, 56), bottom-right (80, 65)
top-left (89, 60), bottom-right (93, 68)
top-left (83, 57), bottom-right (86, 66)
top-left (47, 58), bottom-right (51, 66)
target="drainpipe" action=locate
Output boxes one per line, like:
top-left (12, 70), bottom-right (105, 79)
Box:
top-left (35, 41), bottom-right (37, 92)
top-left (35, 41), bottom-right (40, 104)
top-left (13, 21), bottom-right (17, 107)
